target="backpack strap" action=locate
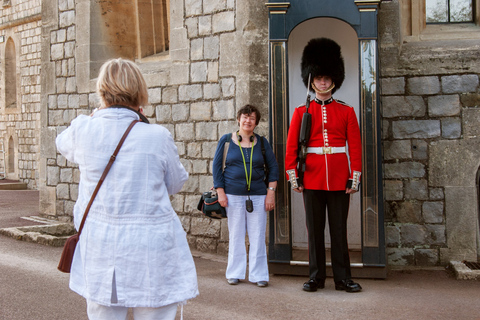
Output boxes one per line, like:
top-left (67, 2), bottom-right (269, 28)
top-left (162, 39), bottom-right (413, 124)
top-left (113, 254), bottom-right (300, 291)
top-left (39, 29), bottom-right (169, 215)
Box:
top-left (222, 133), bottom-right (232, 172)
top-left (259, 135), bottom-right (270, 186)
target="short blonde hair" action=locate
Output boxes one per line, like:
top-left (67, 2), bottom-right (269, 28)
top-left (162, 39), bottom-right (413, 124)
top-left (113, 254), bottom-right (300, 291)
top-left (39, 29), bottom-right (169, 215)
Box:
top-left (96, 58), bottom-right (148, 108)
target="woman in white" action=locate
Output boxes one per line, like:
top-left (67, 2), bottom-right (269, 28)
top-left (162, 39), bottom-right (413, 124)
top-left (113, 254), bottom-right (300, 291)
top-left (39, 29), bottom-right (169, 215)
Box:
top-left (56, 58), bottom-right (198, 320)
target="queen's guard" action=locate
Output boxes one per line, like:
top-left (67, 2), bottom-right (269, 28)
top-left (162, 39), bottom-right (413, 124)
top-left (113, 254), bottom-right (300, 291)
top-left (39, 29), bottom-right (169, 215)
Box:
top-left (285, 38), bottom-right (363, 293)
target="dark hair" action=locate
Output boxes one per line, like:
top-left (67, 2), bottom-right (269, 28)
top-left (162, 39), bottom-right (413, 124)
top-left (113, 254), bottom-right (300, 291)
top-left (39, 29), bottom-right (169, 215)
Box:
top-left (237, 104), bottom-right (261, 125)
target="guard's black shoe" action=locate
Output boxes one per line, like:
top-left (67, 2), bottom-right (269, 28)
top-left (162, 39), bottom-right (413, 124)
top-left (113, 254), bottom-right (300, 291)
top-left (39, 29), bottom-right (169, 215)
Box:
top-left (335, 279), bottom-right (362, 292)
top-left (303, 279), bottom-right (324, 292)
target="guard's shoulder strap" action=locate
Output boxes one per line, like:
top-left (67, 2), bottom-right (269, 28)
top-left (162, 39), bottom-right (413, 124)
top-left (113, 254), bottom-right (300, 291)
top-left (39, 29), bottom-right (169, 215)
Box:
top-left (222, 133), bottom-right (232, 172)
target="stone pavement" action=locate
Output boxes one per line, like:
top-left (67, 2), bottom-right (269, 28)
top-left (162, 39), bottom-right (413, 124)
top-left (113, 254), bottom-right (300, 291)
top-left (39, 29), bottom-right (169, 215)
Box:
top-left (1, 188), bottom-right (479, 320)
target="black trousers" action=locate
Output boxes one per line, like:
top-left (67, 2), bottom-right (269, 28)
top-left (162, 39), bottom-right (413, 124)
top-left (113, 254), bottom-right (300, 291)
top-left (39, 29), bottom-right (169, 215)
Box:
top-left (303, 189), bottom-right (351, 283)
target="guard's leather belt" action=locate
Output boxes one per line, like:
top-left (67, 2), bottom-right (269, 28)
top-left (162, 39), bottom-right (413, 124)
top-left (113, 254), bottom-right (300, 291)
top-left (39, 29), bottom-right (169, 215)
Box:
top-left (307, 146), bottom-right (346, 155)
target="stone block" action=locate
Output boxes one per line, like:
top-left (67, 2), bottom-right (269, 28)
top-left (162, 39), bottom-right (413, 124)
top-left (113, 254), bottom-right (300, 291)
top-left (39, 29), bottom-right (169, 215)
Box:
top-left (178, 215), bottom-right (191, 233)
top-left (175, 123), bottom-right (194, 141)
top-left (56, 183), bottom-right (70, 200)
top-left (198, 175), bottom-right (214, 193)
top-left (196, 122), bottom-right (218, 141)
top-left (411, 139), bottom-right (428, 160)
top-left (221, 77), bottom-right (235, 97)
top-left (217, 242), bottom-right (229, 255)
top-left (51, 43), bottom-right (64, 60)
top-left (185, 17), bottom-right (198, 38)
top-left (175, 142), bottom-right (186, 156)
top-left (212, 11), bottom-right (235, 33)
top-left (414, 249), bottom-right (439, 266)
top-left (441, 74), bottom-right (479, 93)
top-left (190, 101), bottom-right (212, 121)
top-left (384, 162), bottom-right (425, 179)
top-left (192, 160), bottom-right (208, 174)
top-left (422, 201), bottom-right (444, 223)
top-left (213, 99), bottom-right (235, 120)
top-left (382, 96), bottom-right (425, 118)
top-left (181, 174), bottom-right (199, 193)
top-left (204, 0), bottom-right (226, 13)
top-left (204, 36), bottom-right (219, 60)
top-left (395, 201), bottom-right (423, 223)
top-left (196, 237), bottom-right (218, 253)
top-left (392, 120), bottom-right (440, 139)
top-left (162, 87), bottom-right (178, 104)
top-left (460, 93), bottom-right (480, 108)
top-left (383, 140), bottom-right (412, 160)
top-left (207, 61), bottom-right (219, 82)
top-left (428, 95), bottom-right (461, 117)
top-left (156, 105), bottom-right (172, 123)
top-left (190, 38), bottom-right (203, 61)
top-left (170, 63), bottom-right (189, 86)
top-left (148, 88), bottom-right (161, 104)
top-left (385, 225), bottom-right (400, 247)
top-left (187, 142), bottom-right (202, 158)
top-left (441, 117), bottom-right (461, 139)
top-left (462, 108), bottom-right (480, 138)
top-left (172, 104), bottom-right (189, 122)
top-left (429, 140), bottom-right (480, 187)
top-left (400, 224), bottom-right (426, 246)
top-left (425, 224), bottom-right (446, 246)
top-left (180, 159), bottom-right (192, 173)
top-left (191, 217), bottom-right (221, 237)
top-left (184, 194), bottom-right (199, 215)
top-left (407, 76), bottom-right (440, 95)
top-left (59, 10), bottom-right (75, 28)
top-left (381, 120), bottom-right (390, 140)
top-left (185, 0), bottom-right (202, 16)
top-left (199, 16), bottom-right (212, 36)
top-left (429, 188), bottom-right (444, 200)
top-left (60, 168), bottom-right (73, 183)
top-left (191, 62), bottom-right (208, 83)
top-left (444, 187), bottom-right (478, 257)
top-left (384, 180), bottom-right (403, 201)
top-left (404, 179), bottom-right (428, 200)
top-left (202, 141), bottom-right (218, 159)
top-left (171, 194), bottom-right (185, 213)
top-left (69, 184), bottom-right (78, 201)
top-left (387, 248), bottom-right (414, 266)
top-left (47, 166), bottom-right (59, 186)
top-left (380, 77), bottom-right (405, 95)
top-left (179, 84), bottom-right (202, 101)
top-left (204, 83), bottom-right (221, 100)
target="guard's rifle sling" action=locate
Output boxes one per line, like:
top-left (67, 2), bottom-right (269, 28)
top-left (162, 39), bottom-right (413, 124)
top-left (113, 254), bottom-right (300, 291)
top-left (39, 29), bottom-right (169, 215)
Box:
top-left (297, 74), bottom-right (312, 187)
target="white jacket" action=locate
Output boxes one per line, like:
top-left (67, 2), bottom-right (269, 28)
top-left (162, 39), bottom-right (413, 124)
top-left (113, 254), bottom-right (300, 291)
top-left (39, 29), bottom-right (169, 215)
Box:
top-left (56, 108), bottom-right (198, 307)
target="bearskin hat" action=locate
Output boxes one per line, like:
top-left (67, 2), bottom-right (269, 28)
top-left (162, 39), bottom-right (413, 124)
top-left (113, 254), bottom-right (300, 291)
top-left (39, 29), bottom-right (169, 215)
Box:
top-left (301, 38), bottom-right (345, 94)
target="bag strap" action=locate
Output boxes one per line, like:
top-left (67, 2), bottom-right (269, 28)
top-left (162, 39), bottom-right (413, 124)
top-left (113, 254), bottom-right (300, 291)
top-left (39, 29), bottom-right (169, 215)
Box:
top-left (259, 135), bottom-right (269, 183)
top-left (77, 120), bottom-right (140, 235)
top-left (222, 133), bottom-right (232, 172)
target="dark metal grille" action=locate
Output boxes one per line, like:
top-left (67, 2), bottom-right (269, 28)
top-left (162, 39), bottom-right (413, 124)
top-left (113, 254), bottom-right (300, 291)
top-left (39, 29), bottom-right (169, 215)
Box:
top-left (462, 260), bottom-right (480, 270)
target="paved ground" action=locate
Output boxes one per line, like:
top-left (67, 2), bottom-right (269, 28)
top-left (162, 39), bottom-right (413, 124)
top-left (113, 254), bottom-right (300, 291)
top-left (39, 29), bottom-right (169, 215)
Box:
top-left (1, 189), bottom-right (480, 320)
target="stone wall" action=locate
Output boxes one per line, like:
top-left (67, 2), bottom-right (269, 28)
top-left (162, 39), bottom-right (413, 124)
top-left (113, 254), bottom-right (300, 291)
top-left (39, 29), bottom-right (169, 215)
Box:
top-left (379, 1), bottom-right (480, 266)
top-left (0, 2), bottom-right (42, 188)
top-left (39, 0), bottom-right (269, 255)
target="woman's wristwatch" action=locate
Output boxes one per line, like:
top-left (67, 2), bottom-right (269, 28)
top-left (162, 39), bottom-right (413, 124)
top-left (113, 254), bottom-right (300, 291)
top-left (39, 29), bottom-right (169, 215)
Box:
top-left (267, 187), bottom-right (276, 192)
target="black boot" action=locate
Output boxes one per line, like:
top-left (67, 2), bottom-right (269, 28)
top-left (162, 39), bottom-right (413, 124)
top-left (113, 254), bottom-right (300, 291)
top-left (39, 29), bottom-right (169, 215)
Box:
top-left (335, 279), bottom-right (362, 292)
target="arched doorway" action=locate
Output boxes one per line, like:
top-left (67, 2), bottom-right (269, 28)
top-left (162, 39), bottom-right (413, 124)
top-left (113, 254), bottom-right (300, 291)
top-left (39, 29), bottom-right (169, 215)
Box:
top-left (266, 0), bottom-right (386, 278)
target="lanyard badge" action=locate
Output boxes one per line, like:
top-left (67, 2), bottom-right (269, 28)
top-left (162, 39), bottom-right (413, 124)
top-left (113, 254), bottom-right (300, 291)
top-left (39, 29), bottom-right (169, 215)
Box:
top-left (238, 135), bottom-right (254, 212)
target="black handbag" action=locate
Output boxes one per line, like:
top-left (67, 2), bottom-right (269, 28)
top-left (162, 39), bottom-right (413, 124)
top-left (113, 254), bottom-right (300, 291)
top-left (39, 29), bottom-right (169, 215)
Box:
top-left (197, 191), bottom-right (227, 219)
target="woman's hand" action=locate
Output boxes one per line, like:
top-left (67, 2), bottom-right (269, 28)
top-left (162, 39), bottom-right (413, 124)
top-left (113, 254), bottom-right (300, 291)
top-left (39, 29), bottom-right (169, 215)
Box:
top-left (265, 183), bottom-right (277, 211)
top-left (216, 188), bottom-right (228, 207)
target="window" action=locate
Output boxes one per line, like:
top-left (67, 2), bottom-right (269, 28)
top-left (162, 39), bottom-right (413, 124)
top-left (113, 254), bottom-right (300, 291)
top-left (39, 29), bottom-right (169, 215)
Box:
top-left (5, 38), bottom-right (17, 109)
top-left (426, 0), bottom-right (473, 23)
top-left (137, 0), bottom-right (170, 58)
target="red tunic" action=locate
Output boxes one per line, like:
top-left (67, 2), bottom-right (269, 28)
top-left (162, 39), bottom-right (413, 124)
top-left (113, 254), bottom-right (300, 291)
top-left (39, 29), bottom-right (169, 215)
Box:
top-left (285, 98), bottom-right (362, 191)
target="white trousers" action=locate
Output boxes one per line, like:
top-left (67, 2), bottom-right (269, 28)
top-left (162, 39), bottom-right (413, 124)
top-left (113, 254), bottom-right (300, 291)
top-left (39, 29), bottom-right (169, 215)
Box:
top-left (225, 194), bottom-right (269, 283)
top-left (86, 300), bottom-right (178, 320)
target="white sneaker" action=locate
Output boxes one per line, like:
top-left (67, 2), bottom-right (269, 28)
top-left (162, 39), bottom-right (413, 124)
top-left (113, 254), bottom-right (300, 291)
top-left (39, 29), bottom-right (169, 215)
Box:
top-left (257, 281), bottom-right (268, 287)
top-left (227, 278), bottom-right (239, 285)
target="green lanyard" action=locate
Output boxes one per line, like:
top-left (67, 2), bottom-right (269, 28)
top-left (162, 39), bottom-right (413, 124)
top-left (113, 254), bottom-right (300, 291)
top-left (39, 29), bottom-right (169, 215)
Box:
top-left (238, 137), bottom-right (254, 192)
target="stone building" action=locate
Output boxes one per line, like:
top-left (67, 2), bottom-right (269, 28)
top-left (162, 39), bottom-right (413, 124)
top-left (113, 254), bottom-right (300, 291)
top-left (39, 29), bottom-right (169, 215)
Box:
top-left (0, 0), bottom-right (479, 273)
